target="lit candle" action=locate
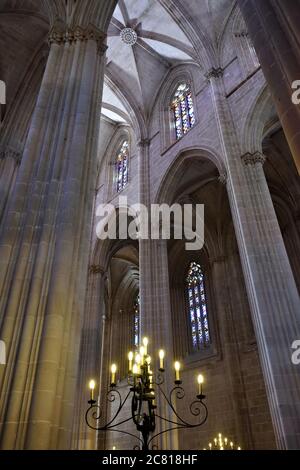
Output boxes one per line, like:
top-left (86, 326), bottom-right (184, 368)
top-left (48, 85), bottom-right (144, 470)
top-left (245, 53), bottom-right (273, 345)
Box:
top-left (230, 441), bottom-right (233, 449)
top-left (237, 447), bottom-right (241, 451)
top-left (111, 364), bottom-right (117, 385)
top-left (197, 374), bottom-right (204, 395)
top-left (112, 446), bottom-right (116, 451)
top-left (224, 437), bottom-right (228, 446)
top-left (209, 443), bottom-right (212, 450)
top-left (132, 363), bottom-right (138, 375)
top-left (159, 350), bottom-right (165, 370)
top-left (174, 361), bottom-right (181, 381)
top-left (135, 353), bottom-right (141, 365)
top-left (214, 438), bottom-right (217, 446)
top-left (143, 337), bottom-right (148, 356)
top-left (139, 346), bottom-right (145, 364)
top-left (135, 353), bottom-right (141, 372)
top-left (89, 380), bottom-right (95, 400)
top-left (128, 351), bottom-right (133, 372)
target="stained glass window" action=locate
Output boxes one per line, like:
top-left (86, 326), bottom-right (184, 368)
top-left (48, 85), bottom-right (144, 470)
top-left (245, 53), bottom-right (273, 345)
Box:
top-left (186, 262), bottom-right (210, 350)
top-left (116, 141), bottom-right (129, 192)
top-left (171, 83), bottom-right (195, 140)
top-left (133, 294), bottom-right (140, 348)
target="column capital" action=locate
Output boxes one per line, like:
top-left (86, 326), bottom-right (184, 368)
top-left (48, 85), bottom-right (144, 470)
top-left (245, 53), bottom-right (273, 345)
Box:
top-left (138, 138), bottom-right (150, 149)
top-left (0, 146), bottom-right (21, 165)
top-left (241, 151), bottom-right (266, 166)
top-left (210, 255), bottom-right (226, 265)
top-left (48, 22), bottom-right (107, 55)
top-left (218, 171), bottom-right (227, 185)
top-left (234, 31), bottom-right (249, 38)
top-left (205, 67), bottom-right (224, 80)
top-left (89, 264), bottom-right (105, 275)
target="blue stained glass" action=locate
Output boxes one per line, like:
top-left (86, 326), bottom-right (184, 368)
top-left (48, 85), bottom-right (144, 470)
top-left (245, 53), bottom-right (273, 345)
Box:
top-left (186, 261), bottom-right (210, 350)
top-left (116, 141), bottom-right (129, 192)
top-left (133, 294), bottom-right (140, 347)
top-left (171, 83), bottom-right (195, 140)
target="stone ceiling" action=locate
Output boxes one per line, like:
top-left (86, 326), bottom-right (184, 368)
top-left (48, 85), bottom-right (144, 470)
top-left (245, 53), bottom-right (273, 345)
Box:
top-left (0, 0), bottom-right (236, 127)
top-left (102, 0), bottom-right (235, 125)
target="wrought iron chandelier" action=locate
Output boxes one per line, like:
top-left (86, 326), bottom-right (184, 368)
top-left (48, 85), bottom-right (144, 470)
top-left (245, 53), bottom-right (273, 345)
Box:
top-left (204, 433), bottom-right (242, 450)
top-left (85, 337), bottom-right (208, 450)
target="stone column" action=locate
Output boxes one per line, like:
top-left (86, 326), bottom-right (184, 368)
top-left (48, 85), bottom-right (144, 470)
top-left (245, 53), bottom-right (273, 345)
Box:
top-left (238, 0), bottom-right (300, 174)
top-left (0, 147), bottom-right (21, 221)
top-left (207, 69), bottom-right (300, 449)
top-left (0, 20), bottom-right (109, 449)
top-left (137, 140), bottom-right (178, 450)
top-left (211, 256), bottom-right (254, 450)
top-left (72, 265), bottom-right (107, 450)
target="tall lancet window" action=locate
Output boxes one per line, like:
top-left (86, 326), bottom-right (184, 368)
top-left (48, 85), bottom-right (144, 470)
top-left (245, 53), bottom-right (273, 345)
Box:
top-left (115, 140), bottom-right (129, 192)
top-left (171, 83), bottom-right (195, 140)
top-left (133, 294), bottom-right (140, 348)
top-left (186, 262), bottom-right (210, 350)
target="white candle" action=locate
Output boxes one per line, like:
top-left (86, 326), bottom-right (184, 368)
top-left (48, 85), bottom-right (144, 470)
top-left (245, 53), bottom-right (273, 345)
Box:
top-left (174, 361), bottom-right (181, 381)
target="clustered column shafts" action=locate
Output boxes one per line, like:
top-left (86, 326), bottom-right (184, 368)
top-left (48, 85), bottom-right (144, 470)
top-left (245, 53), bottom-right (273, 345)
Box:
top-left (207, 68), bottom-right (300, 449)
top-left (0, 19), bottom-right (109, 450)
top-left (238, 0), bottom-right (300, 174)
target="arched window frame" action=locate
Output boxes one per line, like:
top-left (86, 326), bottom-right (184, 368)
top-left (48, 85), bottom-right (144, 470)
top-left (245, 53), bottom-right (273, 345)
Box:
top-left (170, 82), bottom-right (195, 141)
top-left (159, 71), bottom-right (197, 152)
top-left (133, 293), bottom-right (140, 349)
top-left (115, 140), bottom-right (129, 193)
top-left (185, 261), bottom-right (211, 352)
top-left (98, 127), bottom-right (132, 202)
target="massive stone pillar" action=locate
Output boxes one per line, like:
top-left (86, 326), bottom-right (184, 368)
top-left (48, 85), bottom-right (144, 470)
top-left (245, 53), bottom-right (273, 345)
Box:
top-left (72, 265), bottom-right (107, 450)
top-left (0, 147), bottom-right (20, 221)
top-left (138, 140), bottom-right (178, 450)
top-left (207, 69), bottom-right (300, 449)
top-left (0, 1), bottom-right (116, 449)
top-left (138, 140), bottom-right (174, 353)
top-left (238, 0), bottom-right (300, 174)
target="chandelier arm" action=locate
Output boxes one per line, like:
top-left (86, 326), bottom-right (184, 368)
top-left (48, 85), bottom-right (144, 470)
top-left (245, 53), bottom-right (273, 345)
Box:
top-left (85, 403), bottom-right (145, 447)
top-left (153, 371), bottom-right (165, 386)
top-left (147, 422), bottom-right (195, 448)
top-left (154, 402), bottom-right (208, 429)
top-left (85, 388), bottom-right (132, 431)
top-left (105, 389), bottom-right (132, 428)
top-left (148, 408), bottom-right (208, 447)
top-left (157, 383), bottom-right (208, 427)
top-left (99, 426), bottom-right (144, 446)
top-left (156, 383), bottom-right (189, 426)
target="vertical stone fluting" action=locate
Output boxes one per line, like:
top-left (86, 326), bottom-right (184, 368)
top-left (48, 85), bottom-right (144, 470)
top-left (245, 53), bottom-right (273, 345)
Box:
top-left (211, 256), bottom-right (254, 450)
top-left (238, 0), bottom-right (300, 174)
top-left (72, 265), bottom-right (106, 450)
top-left (138, 140), bottom-right (178, 450)
top-left (208, 69), bottom-right (300, 449)
top-left (0, 24), bottom-right (107, 449)
top-left (0, 148), bottom-right (21, 221)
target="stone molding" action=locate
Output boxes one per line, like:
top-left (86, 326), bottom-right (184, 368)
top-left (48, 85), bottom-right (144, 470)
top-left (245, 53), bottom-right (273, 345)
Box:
top-left (234, 31), bottom-right (249, 38)
top-left (218, 172), bottom-right (227, 185)
top-left (89, 264), bottom-right (105, 275)
top-left (0, 146), bottom-right (21, 165)
top-left (205, 67), bottom-right (224, 80)
top-left (241, 151), bottom-right (266, 166)
top-left (48, 23), bottom-right (107, 54)
top-left (138, 138), bottom-right (150, 149)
